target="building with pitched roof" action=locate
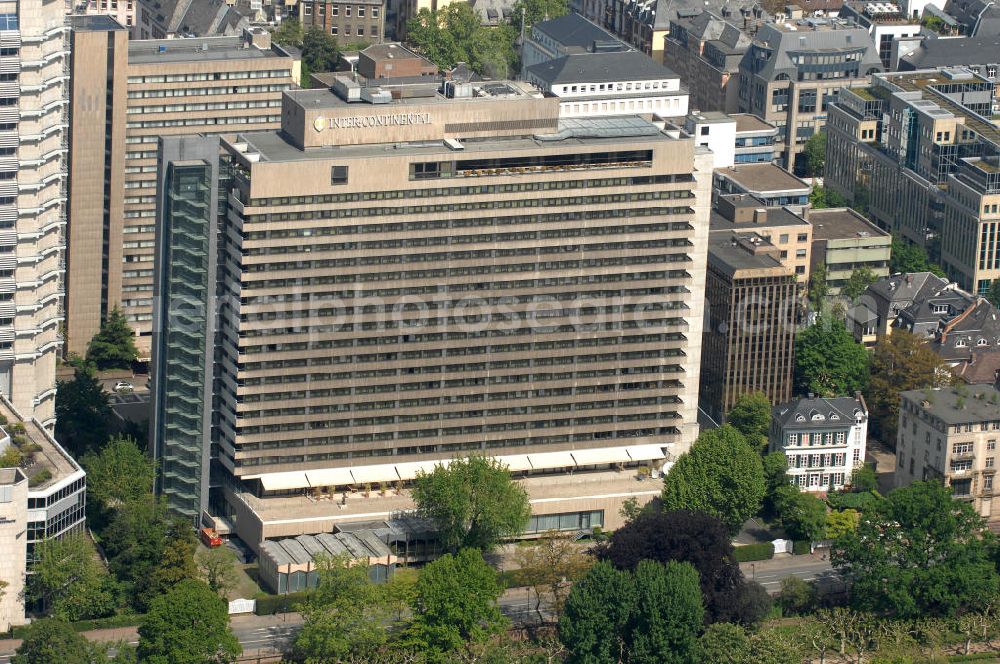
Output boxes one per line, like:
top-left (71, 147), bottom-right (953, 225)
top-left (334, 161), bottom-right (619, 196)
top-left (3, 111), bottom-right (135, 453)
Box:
top-left (899, 34), bottom-right (1000, 83)
top-left (521, 13), bottom-right (630, 76)
top-left (862, 272), bottom-right (950, 337)
top-left (769, 393), bottom-right (869, 492)
top-left (134, 0), bottom-right (250, 38)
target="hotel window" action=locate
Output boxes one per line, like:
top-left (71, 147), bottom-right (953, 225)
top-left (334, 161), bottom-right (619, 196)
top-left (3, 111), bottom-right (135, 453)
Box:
top-left (853, 448), bottom-right (861, 462)
top-left (357, 26), bottom-right (364, 35)
top-left (988, 457), bottom-right (995, 468)
top-left (986, 475), bottom-right (995, 490)
top-left (989, 441), bottom-right (997, 451)
top-left (331, 26), bottom-right (337, 33)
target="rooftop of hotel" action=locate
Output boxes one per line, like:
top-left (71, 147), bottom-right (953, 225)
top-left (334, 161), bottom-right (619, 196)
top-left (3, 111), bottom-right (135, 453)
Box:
top-left (809, 207), bottom-right (889, 241)
top-left (714, 163), bottom-right (811, 193)
top-left (128, 34), bottom-right (290, 64)
top-left (0, 396), bottom-right (82, 491)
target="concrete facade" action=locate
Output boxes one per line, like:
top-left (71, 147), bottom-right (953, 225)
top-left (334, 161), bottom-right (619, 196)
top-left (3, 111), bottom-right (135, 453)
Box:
top-left (0, 468), bottom-right (27, 633)
top-left (809, 207), bottom-right (891, 295)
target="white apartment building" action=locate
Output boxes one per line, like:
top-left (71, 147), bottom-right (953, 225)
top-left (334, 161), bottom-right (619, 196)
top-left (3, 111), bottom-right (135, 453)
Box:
top-left (769, 394), bottom-right (869, 491)
top-left (1, 0), bottom-right (68, 427)
top-left (524, 51), bottom-right (689, 119)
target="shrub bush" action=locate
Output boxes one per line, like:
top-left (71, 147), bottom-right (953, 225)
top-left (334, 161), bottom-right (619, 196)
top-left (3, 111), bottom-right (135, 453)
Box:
top-left (733, 542), bottom-right (774, 562)
top-left (792, 540), bottom-right (811, 555)
top-left (254, 590), bottom-right (312, 615)
top-left (827, 490), bottom-right (881, 512)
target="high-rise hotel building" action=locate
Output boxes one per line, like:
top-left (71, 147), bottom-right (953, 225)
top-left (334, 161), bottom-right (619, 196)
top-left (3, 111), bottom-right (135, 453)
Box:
top-left (64, 20), bottom-right (298, 358)
top-left (152, 79), bottom-right (713, 543)
top-left (2, 0), bottom-right (69, 426)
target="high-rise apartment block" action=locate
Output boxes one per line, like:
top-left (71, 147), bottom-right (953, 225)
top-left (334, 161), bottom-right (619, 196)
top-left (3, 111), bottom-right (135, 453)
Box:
top-left (737, 20), bottom-right (882, 170)
top-left (825, 68), bottom-right (1000, 296)
top-left (152, 80), bottom-right (713, 543)
top-left (2, 0), bottom-right (69, 426)
top-left (64, 22), bottom-right (298, 357)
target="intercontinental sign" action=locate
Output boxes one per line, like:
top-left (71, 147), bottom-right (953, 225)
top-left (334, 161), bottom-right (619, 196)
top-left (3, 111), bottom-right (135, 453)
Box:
top-left (314, 112), bottom-right (432, 132)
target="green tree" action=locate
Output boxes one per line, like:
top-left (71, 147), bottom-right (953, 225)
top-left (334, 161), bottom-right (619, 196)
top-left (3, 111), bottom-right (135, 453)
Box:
top-left (407, 548), bottom-right (507, 658)
top-left (889, 236), bottom-right (946, 277)
top-left (725, 391), bottom-right (772, 452)
top-left (196, 546), bottom-right (240, 597)
top-left (762, 451), bottom-right (790, 517)
top-left (12, 619), bottom-right (101, 664)
top-left (841, 266), bottom-right (878, 302)
top-left (54, 367), bottom-right (112, 457)
top-left (137, 579), bottom-right (240, 664)
top-left (833, 481), bottom-right (1000, 618)
top-left (412, 455), bottom-right (530, 551)
top-left (809, 186), bottom-right (849, 209)
top-left (514, 531), bottom-right (593, 621)
top-left (146, 527), bottom-right (199, 600)
top-left (302, 25), bottom-right (339, 73)
top-left (850, 464), bottom-right (878, 492)
top-left (511, 0), bottom-right (569, 26)
top-left (559, 561), bottom-right (636, 663)
top-left (695, 622), bottom-right (750, 663)
top-left (294, 554), bottom-right (393, 662)
top-left (469, 24), bottom-right (519, 79)
top-left (986, 279), bottom-right (1000, 308)
top-left (800, 132), bottom-right (826, 178)
top-left (865, 329), bottom-right (952, 447)
top-left (271, 17), bottom-right (303, 48)
top-left (809, 262), bottom-right (829, 310)
top-left (777, 576), bottom-right (818, 616)
top-left (86, 307), bottom-right (138, 371)
top-left (794, 317), bottom-right (869, 397)
top-left (406, 4), bottom-right (518, 76)
top-left (661, 426), bottom-right (766, 533)
top-left (29, 534), bottom-right (120, 621)
top-left (81, 435), bottom-right (154, 527)
top-left (630, 560), bottom-right (704, 664)
top-left (775, 488), bottom-right (828, 542)
top-left (824, 508), bottom-right (860, 539)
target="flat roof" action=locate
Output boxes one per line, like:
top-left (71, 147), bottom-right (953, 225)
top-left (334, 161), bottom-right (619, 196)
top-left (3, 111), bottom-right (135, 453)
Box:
top-left (68, 14), bottom-right (127, 31)
top-left (0, 396), bottom-right (82, 491)
top-left (899, 384), bottom-right (1000, 425)
top-left (688, 110), bottom-right (732, 124)
top-left (709, 206), bottom-right (809, 231)
top-left (732, 113), bottom-right (776, 134)
top-left (708, 233), bottom-right (789, 275)
top-left (128, 36), bottom-right (288, 64)
top-left (809, 208), bottom-right (888, 241)
top-left (715, 163), bottom-right (810, 193)
top-left (285, 81), bottom-right (539, 112)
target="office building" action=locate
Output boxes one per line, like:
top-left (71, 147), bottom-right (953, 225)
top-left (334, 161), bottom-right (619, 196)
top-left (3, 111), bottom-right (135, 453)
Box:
top-left (733, 113), bottom-right (779, 164)
top-left (134, 0), bottom-right (249, 39)
top-left (663, 10), bottom-right (755, 114)
top-left (713, 163), bottom-right (811, 209)
top-left (2, 0), bottom-right (69, 427)
top-left (152, 80), bottom-right (713, 543)
top-left (524, 51), bottom-right (689, 119)
top-left (64, 24), bottom-right (298, 357)
top-left (769, 393), bottom-right (868, 492)
top-left (838, 2), bottom-right (922, 69)
top-left (711, 194), bottom-right (813, 281)
top-left (810, 207), bottom-right (891, 296)
top-left (299, 0), bottom-right (385, 42)
top-left (358, 42), bottom-right (436, 79)
top-left (521, 13), bottom-right (630, 76)
top-left (737, 20), bottom-right (882, 170)
top-left (701, 231), bottom-right (797, 424)
top-left (896, 384), bottom-right (1000, 520)
top-left (825, 69), bottom-right (1000, 296)
top-left (73, 0), bottom-right (137, 29)
top-left (683, 111), bottom-right (736, 168)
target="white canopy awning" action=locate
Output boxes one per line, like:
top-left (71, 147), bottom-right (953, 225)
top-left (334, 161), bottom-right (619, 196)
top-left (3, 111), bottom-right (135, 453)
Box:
top-left (395, 460), bottom-right (450, 481)
top-left (571, 447), bottom-right (631, 466)
top-left (255, 471), bottom-right (310, 492)
top-left (494, 454), bottom-right (533, 472)
top-left (350, 464), bottom-right (401, 485)
top-left (527, 451), bottom-right (577, 471)
top-left (626, 444), bottom-right (668, 461)
top-left (305, 468), bottom-right (356, 488)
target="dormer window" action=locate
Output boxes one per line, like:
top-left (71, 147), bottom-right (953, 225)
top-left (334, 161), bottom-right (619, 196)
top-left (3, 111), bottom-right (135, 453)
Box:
top-left (810, 410), bottom-right (824, 421)
top-left (830, 413), bottom-right (840, 420)
top-left (956, 338), bottom-right (967, 348)
top-left (977, 338), bottom-right (988, 346)
top-left (795, 414), bottom-right (806, 422)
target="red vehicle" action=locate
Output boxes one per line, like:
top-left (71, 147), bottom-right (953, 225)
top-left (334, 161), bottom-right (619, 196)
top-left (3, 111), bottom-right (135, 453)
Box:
top-left (200, 527), bottom-right (222, 548)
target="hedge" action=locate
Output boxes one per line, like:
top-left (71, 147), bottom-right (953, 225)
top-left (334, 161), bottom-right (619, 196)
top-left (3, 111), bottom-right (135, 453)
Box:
top-left (826, 490), bottom-right (881, 512)
top-left (254, 590), bottom-right (313, 615)
top-left (733, 542), bottom-right (774, 562)
top-left (8, 613), bottom-right (144, 639)
top-left (792, 540), bottom-right (811, 555)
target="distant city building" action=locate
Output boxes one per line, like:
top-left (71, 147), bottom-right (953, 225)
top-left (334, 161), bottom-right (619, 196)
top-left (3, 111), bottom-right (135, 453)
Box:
top-left (769, 393), bottom-right (869, 492)
top-left (713, 163), bottom-right (811, 209)
top-left (151, 79), bottom-right (712, 541)
top-left (892, 277), bottom-right (973, 338)
top-left (388, 0), bottom-right (456, 40)
top-left (134, 0), bottom-right (250, 38)
top-left (941, 0), bottom-right (1000, 36)
top-left (0, 468), bottom-right (26, 632)
top-left (358, 42), bottom-right (436, 79)
top-left (73, 0), bottom-right (137, 29)
top-left (298, 0), bottom-right (386, 43)
top-left (663, 10), bottom-right (757, 114)
top-left (521, 13), bottom-right (630, 76)
top-left (711, 194), bottom-right (813, 280)
top-left (859, 272), bottom-right (950, 339)
top-left (838, 2), bottom-right (922, 69)
top-left (825, 68), bottom-right (1000, 296)
top-left (64, 22), bottom-right (298, 358)
top-left (700, 230), bottom-right (797, 423)
top-left (929, 298), bottom-right (1000, 376)
top-left (524, 51), bottom-right (689, 118)
top-left (684, 111), bottom-right (736, 168)
top-left (896, 384), bottom-right (1000, 521)
top-left (733, 113), bottom-right (780, 163)
top-left (899, 34), bottom-right (1000, 83)
top-left (737, 20), bottom-right (882, 170)
top-left (809, 207), bottom-right (891, 296)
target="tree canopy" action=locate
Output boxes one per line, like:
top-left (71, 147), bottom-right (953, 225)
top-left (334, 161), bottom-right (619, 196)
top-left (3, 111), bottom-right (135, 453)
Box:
top-left (794, 317), bottom-right (870, 397)
top-left (511, 0), bottom-right (569, 26)
top-left (726, 391), bottom-right (772, 451)
top-left (865, 328), bottom-right (952, 446)
top-left (137, 579), bottom-right (241, 664)
top-left (841, 266), bottom-right (878, 302)
top-left (302, 25), bottom-right (339, 73)
top-left (54, 366), bottom-right (112, 458)
top-left (81, 435), bottom-right (154, 526)
top-left (799, 132), bottom-right (826, 178)
top-left (406, 5), bottom-right (518, 77)
top-left (774, 486), bottom-right (828, 542)
top-left (809, 186), bottom-right (849, 209)
top-left (832, 481), bottom-right (1000, 618)
top-left (85, 307), bottom-right (138, 371)
top-left (661, 426), bottom-right (766, 533)
top-left (412, 455), bottom-right (530, 551)
top-left (29, 533), bottom-right (120, 622)
top-left (514, 531), bottom-right (593, 621)
top-left (598, 509), bottom-right (770, 625)
top-left (12, 619), bottom-right (100, 664)
top-left (890, 236), bottom-right (946, 277)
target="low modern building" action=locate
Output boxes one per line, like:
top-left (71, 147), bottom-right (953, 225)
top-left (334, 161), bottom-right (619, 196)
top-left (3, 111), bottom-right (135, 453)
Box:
top-left (700, 231), bottom-right (798, 424)
top-left (0, 468), bottom-right (26, 632)
top-left (521, 13), bottom-right (630, 76)
top-left (809, 207), bottom-right (891, 296)
top-left (838, 2), bottom-right (922, 69)
top-left (711, 194), bottom-right (813, 281)
top-left (769, 393), bottom-right (869, 492)
top-left (524, 51), bottom-right (689, 119)
top-left (713, 163), bottom-right (811, 209)
top-left (896, 384), bottom-right (1000, 521)
top-left (737, 20), bottom-right (883, 170)
top-left (733, 113), bottom-right (779, 164)
top-left (299, 0), bottom-right (386, 42)
top-left (151, 78), bottom-right (714, 544)
top-left (684, 111), bottom-right (736, 168)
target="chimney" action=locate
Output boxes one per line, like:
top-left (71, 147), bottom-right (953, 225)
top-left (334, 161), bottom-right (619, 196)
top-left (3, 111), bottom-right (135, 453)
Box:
top-left (753, 208), bottom-right (767, 224)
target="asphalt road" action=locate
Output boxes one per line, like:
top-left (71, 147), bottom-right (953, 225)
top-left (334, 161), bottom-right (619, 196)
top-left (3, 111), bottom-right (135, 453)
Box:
top-left (741, 553), bottom-right (840, 593)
